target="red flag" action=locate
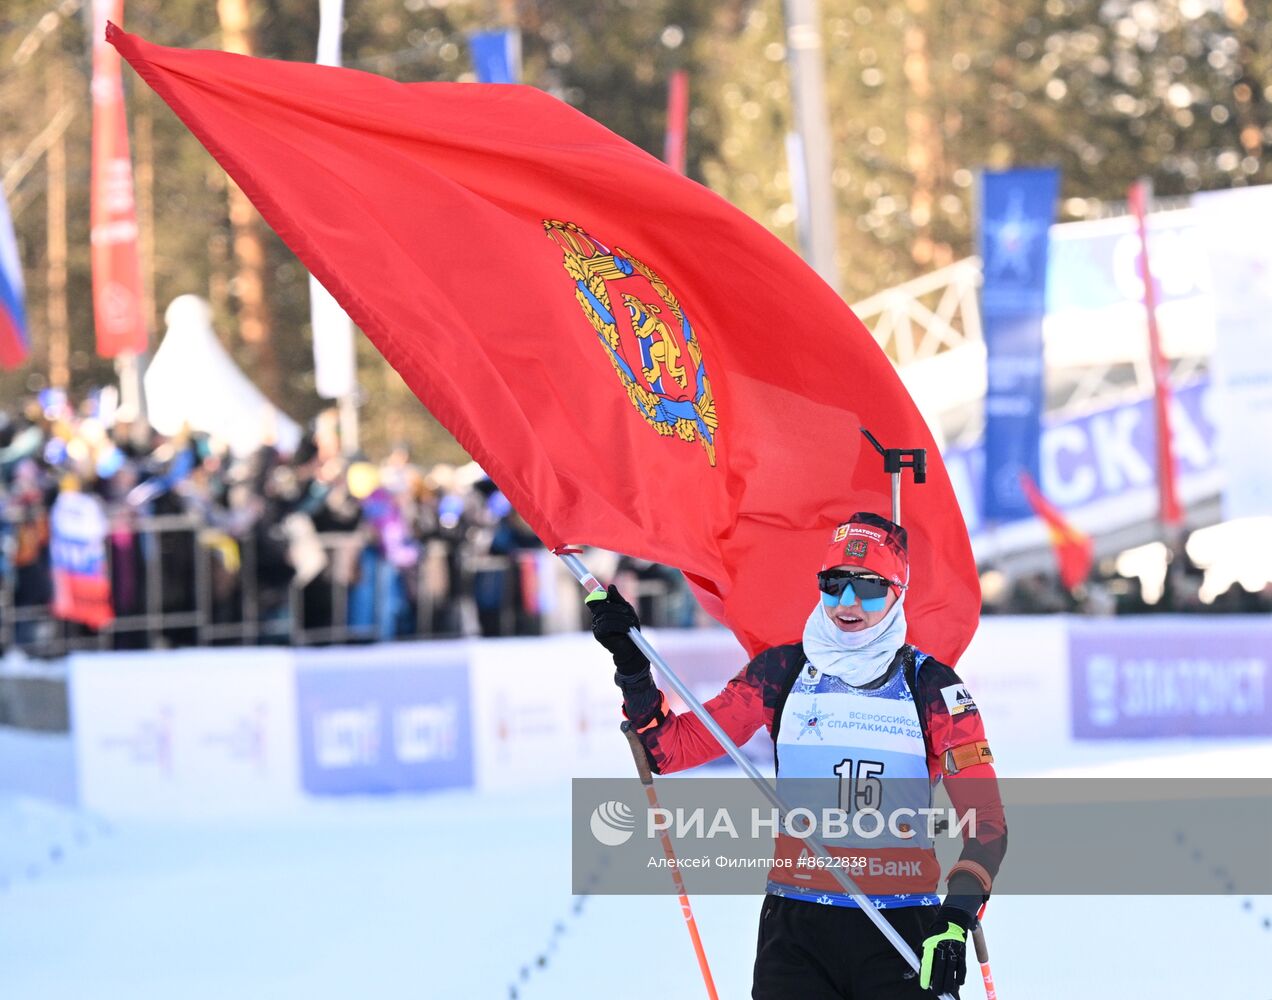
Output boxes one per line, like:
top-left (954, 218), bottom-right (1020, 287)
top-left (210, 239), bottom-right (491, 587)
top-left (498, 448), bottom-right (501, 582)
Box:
top-left (1127, 179), bottom-right (1182, 529)
top-left (109, 27), bottom-right (981, 663)
top-left (1020, 473), bottom-right (1093, 591)
top-left (91, 2), bottom-right (148, 358)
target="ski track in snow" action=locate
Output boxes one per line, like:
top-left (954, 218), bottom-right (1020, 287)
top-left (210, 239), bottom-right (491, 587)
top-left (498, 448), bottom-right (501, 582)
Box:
top-left (0, 726), bottom-right (1268, 999)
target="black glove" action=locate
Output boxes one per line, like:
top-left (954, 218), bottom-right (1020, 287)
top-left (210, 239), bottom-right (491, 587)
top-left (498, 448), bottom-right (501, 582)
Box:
top-left (585, 584), bottom-right (650, 681)
top-left (919, 904), bottom-right (972, 996)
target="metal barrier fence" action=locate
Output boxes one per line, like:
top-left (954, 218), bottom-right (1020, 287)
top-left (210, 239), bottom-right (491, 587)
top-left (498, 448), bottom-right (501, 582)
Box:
top-left (0, 512), bottom-right (694, 657)
top-left (0, 514), bottom-right (451, 656)
top-left (0, 511), bottom-right (697, 656)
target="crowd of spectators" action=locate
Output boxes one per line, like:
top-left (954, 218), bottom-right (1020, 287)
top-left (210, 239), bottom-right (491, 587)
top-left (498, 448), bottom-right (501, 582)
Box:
top-left (1, 390), bottom-right (675, 655)
top-left (981, 549), bottom-right (1272, 616)
top-left (1, 390), bottom-right (1266, 657)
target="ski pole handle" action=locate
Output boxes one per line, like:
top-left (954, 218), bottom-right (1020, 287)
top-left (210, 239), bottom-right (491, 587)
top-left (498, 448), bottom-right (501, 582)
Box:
top-left (972, 925), bottom-right (997, 999)
top-left (621, 720), bottom-right (655, 785)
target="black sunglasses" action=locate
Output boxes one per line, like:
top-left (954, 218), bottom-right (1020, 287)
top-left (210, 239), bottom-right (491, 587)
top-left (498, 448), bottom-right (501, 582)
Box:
top-left (816, 570), bottom-right (892, 602)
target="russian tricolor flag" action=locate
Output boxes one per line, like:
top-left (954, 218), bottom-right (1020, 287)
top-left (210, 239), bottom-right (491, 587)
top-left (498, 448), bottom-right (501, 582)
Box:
top-left (0, 187), bottom-right (30, 370)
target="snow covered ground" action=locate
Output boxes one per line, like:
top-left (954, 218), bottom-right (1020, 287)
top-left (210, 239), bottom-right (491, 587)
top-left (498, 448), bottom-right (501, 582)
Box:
top-left (1, 720), bottom-right (1268, 1000)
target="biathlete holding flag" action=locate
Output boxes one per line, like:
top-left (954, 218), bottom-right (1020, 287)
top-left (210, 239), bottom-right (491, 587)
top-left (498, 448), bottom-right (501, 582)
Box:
top-left (588, 513), bottom-right (1006, 999)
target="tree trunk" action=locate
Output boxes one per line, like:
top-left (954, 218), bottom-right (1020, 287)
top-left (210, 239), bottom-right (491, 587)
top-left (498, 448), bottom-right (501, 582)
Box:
top-left (216, 0), bottom-right (281, 401)
top-left (902, 0), bottom-right (950, 268)
top-left (46, 59), bottom-right (69, 392)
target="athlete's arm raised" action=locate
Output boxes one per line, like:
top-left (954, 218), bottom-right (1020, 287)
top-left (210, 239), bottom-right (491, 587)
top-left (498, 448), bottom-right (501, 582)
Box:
top-left (586, 584), bottom-right (781, 774)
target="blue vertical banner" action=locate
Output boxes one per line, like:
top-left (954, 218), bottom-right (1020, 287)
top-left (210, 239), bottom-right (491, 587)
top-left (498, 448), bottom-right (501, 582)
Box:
top-left (978, 166), bottom-right (1060, 521)
top-left (469, 30), bottom-right (521, 84)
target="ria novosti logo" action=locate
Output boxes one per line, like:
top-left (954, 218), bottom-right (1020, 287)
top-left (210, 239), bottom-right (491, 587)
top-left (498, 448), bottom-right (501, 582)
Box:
top-left (589, 800), bottom-right (637, 846)
top-left (587, 802), bottom-right (973, 846)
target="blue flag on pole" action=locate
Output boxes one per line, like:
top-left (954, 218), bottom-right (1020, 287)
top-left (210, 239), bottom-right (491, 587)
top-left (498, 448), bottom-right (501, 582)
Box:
top-left (978, 166), bottom-right (1059, 522)
top-left (469, 30), bottom-right (520, 84)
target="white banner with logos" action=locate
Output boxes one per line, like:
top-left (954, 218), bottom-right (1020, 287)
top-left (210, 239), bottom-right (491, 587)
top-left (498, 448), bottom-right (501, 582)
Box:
top-left (1193, 187), bottom-right (1272, 520)
top-left (69, 649), bottom-right (301, 817)
top-left (467, 634), bottom-right (633, 789)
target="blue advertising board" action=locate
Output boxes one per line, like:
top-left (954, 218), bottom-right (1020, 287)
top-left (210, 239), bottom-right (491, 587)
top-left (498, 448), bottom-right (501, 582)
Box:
top-left (296, 645), bottom-right (474, 795)
top-left (1069, 619), bottom-right (1272, 739)
top-left (978, 167), bottom-right (1060, 521)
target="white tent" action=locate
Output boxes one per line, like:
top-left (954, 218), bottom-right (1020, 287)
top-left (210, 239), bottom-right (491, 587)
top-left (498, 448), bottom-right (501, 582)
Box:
top-left (144, 295), bottom-right (302, 456)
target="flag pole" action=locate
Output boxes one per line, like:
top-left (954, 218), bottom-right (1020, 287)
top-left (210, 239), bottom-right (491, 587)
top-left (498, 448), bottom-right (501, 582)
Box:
top-left (621, 720), bottom-right (719, 1000)
top-left (1127, 178), bottom-right (1182, 540)
top-left (555, 547), bottom-right (955, 999)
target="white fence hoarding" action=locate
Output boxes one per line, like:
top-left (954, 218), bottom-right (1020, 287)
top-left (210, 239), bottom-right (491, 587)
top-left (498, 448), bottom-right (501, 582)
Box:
top-left (69, 649), bottom-right (301, 817)
top-left (64, 620), bottom-right (1271, 816)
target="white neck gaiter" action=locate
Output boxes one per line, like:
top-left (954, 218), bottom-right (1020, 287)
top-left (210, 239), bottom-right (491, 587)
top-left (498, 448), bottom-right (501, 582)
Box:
top-left (801, 594), bottom-right (907, 687)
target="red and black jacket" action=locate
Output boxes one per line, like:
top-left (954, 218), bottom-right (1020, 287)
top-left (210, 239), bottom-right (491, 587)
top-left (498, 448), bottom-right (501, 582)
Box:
top-left (620, 642), bottom-right (1007, 900)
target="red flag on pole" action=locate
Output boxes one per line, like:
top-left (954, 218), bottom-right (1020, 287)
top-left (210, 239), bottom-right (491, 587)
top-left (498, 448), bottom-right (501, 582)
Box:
top-left (1020, 472), bottom-right (1093, 591)
top-left (109, 27), bottom-right (981, 663)
top-left (663, 69), bottom-right (689, 175)
top-left (91, 2), bottom-right (148, 358)
top-left (1127, 178), bottom-right (1182, 530)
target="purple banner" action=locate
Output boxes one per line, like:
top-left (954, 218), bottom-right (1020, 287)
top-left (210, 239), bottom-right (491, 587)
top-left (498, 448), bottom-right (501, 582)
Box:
top-left (296, 646), bottom-right (473, 794)
top-left (1070, 619), bottom-right (1272, 738)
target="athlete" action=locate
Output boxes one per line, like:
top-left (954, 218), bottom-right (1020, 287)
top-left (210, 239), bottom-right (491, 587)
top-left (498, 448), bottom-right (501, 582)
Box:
top-left (587, 512), bottom-right (1006, 999)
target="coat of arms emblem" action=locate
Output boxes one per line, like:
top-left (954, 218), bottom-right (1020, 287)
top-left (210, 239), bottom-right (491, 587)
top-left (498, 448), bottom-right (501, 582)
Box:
top-left (544, 220), bottom-right (718, 466)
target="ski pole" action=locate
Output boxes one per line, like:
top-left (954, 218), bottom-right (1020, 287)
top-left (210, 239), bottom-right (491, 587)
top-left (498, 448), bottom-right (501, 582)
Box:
top-left (972, 902), bottom-right (997, 999)
top-left (621, 720), bottom-right (720, 1000)
top-left (556, 548), bottom-right (956, 1000)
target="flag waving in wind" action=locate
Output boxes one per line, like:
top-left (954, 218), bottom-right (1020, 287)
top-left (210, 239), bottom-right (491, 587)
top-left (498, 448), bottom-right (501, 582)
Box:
top-left (1020, 472), bottom-right (1093, 591)
top-left (109, 26), bottom-right (981, 663)
top-left (0, 186), bottom-right (29, 371)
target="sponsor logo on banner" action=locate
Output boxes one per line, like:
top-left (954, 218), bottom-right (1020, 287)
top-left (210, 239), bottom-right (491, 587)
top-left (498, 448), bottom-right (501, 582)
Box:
top-left (1070, 621), bottom-right (1272, 738)
top-left (98, 705), bottom-right (175, 776)
top-left (296, 654), bottom-right (473, 795)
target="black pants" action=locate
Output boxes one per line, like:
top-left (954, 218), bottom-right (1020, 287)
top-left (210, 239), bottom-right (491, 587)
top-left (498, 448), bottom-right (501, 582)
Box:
top-left (753, 895), bottom-right (939, 999)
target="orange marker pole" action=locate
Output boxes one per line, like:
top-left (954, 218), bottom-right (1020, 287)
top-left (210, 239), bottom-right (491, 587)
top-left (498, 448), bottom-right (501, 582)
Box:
top-left (622, 721), bottom-right (720, 1000)
top-left (973, 903), bottom-right (997, 999)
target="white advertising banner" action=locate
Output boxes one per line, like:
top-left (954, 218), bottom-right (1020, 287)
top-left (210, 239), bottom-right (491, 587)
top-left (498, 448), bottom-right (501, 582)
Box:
top-left (1193, 186), bottom-right (1272, 520)
top-left (468, 635), bottom-right (633, 789)
top-left (69, 649), bottom-right (300, 817)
